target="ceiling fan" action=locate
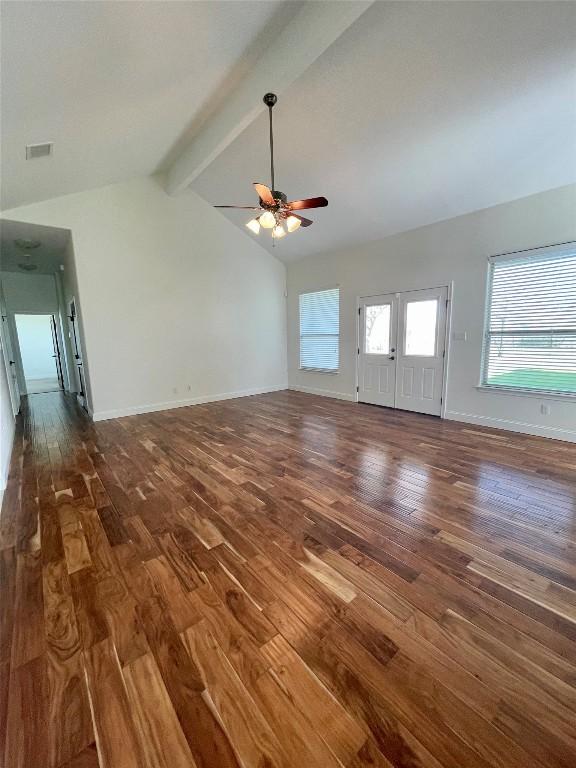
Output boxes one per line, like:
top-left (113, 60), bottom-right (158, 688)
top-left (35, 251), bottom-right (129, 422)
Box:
top-left (214, 93), bottom-right (328, 241)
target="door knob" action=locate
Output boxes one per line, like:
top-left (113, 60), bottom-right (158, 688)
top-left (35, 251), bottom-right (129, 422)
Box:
top-left (389, 356), bottom-right (395, 360)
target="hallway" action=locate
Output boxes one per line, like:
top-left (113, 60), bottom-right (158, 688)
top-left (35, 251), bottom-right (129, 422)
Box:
top-left (1, 390), bottom-right (576, 768)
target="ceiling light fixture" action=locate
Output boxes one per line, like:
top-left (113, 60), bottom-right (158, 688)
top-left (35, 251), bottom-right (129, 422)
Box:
top-left (286, 215), bottom-right (301, 233)
top-left (14, 237), bottom-right (41, 250)
top-left (259, 210), bottom-right (276, 229)
top-left (246, 218), bottom-right (261, 234)
top-left (214, 93), bottom-right (328, 245)
top-left (18, 254), bottom-right (38, 271)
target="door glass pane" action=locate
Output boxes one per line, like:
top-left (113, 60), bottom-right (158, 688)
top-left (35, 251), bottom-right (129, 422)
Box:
top-left (404, 299), bottom-right (438, 356)
top-left (365, 304), bottom-right (391, 354)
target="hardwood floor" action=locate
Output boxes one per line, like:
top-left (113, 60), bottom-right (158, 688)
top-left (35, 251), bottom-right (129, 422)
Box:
top-left (1, 389), bottom-right (576, 768)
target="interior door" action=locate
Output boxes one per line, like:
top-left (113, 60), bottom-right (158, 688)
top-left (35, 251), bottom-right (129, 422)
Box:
top-left (69, 299), bottom-right (87, 410)
top-left (394, 287), bottom-right (447, 416)
top-left (358, 294), bottom-right (398, 407)
top-left (50, 315), bottom-right (65, 389)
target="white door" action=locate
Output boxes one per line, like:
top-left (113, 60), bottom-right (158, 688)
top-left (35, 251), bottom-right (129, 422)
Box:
top-left (395, 287), bottom-right (447, 416)
top-left (0, 289), bottom-right (20, 415)
top-left (358, 294), bottom-right (397, 407)
top-left (358, 287), bottom-right (448, 416)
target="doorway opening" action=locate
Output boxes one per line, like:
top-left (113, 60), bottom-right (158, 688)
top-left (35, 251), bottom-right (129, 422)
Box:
top-left (357, 286), bottom-right (449, 416)
top-left (14, 313), bottom-right (64, 394)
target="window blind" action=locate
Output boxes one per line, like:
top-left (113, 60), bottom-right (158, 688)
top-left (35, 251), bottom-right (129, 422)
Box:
top-left (299, 288), bottom-right (339, 372)
top-left (482, 245), bottom-right (576, 395)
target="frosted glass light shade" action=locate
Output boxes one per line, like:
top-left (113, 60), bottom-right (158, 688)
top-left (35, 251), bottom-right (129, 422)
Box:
top-left (273, 224), bottom-right (286, 238)
top-left (260, 211), bottom-right (276, 229)
top-left (286, 215), bottom-right (301, 232)
top-left (246, 218), bottom-right (261, 234)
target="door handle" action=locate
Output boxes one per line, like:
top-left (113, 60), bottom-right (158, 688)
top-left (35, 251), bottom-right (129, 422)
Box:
top-left (389, 356), bottom-right (395, 360)
top-left (9, 360), bottom-right (15, 365)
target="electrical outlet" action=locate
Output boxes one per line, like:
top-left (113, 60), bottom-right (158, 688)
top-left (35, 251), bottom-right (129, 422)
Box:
top-left (187, 385), bottom-right (192, 392)
top-left (453, 331), bottom-right (467, 341)
top-left (540, 403), bottom-right (551, 416)
top-left (172, 387), bottom-right (178, 395)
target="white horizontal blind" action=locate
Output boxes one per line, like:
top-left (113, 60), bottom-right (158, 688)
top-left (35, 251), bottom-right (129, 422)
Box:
top-left (483, 246), bottom-right (576, 394)
top-left (299, 288), bottom-right (339, 372)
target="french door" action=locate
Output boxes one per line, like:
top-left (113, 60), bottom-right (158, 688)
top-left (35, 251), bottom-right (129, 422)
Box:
top-left (358, 286), bottom-right (448, 416)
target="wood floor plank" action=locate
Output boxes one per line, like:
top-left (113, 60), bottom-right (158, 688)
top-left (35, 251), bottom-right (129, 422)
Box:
top-left (83, 637), bottom-right (144, 768)
top-left (122, 652), bottom-right (197, 768)
top-left (184, 622), bottom-right (290, 768)
top-left (1, 390), bottom-right (575, 768)
top-left (136, 595), bottom-right (241, 768)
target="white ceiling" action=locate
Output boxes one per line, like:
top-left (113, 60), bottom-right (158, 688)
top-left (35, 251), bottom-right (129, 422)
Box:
top-left (0, 220), bottom-right (70, 275)
top-left (193, 0), bottom-right (576, 261)
top-left (0, 0), bottom-right (292, 210)
top-left (2, 1), bottom-right (575, 263)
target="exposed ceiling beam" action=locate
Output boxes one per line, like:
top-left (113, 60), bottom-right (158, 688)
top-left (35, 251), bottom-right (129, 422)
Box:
top-left (165, 0), bottom-right (374, 195)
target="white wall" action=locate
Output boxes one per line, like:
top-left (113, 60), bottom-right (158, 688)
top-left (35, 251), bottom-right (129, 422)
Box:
top-left (0, 272), bottom-right (59, 313)
top-left (2, 175), bottom-right (287, 420)
top-left (287, 184), bottom-right (576, 442)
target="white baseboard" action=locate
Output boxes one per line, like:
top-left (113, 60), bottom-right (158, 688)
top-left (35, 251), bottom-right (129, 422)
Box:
top-left (445, 410), bottom-right (576, 443)
top-left (91, 384), bottom-right (288, 422)
top-left (1, 418), bottom-right (16, 500)
top-left (288, 385), bottom-right (356, 402)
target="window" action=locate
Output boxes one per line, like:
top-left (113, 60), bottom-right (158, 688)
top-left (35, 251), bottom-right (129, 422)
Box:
top-left (482, 244), bottom-right (576, 395)
top-left (404, 299), bottom-right (438, 356)
top-left (299, 288), bottom-right (339, 372)
top-left (365, 304), bottom-right (391, 354)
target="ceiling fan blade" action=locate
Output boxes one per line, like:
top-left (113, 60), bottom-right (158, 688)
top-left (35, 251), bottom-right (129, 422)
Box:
top-left (286, 196), bottom-right (328, 211)
top-left (291, 214), bottom-right (313, 227)
top-left (214, 205), bottom-right (260, 209)
top-left (254, 183), bottom-right (275, 206)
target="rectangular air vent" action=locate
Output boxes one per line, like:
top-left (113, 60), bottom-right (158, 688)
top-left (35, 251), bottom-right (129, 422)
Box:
top-left (25, 142), bottom-right (53, 159)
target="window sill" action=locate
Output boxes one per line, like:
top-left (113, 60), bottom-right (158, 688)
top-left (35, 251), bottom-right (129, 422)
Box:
top-left (476, 385), bottom-right (576, 402)
top-left (300, 367), bottom-right (339, 375)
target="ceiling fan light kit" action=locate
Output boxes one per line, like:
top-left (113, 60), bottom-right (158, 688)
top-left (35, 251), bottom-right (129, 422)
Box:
top-left (215, 93), bottom-right (328, 244)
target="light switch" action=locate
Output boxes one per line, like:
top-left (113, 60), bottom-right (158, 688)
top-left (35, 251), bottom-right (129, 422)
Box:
top-left (453, 331), bottom-right (467, 341)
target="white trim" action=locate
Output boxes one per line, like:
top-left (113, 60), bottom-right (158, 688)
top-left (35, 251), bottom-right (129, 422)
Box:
top-left (355, 283), bottom-right (452, 415)
top-left (488, 240), bottom-right (576, 265)
top-left (0, 416), bottom-right (15, 494)
top-left (476, 384), bottom-right (576, 402)
top-left (91, 384), bottom-right (288, 421)
top-left (445, 409), bottom-right (576, 444)
top-left (299, 367), bottom-right (339, 374)
top-left (289, 384), bottom-right (355, 402)
top-left (480, 244), bottom-right (576, 396)
top-left (440, 282), bottom-right (454, 418)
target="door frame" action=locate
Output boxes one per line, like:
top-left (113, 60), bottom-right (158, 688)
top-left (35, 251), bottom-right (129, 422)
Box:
top-left (10, 311), bottom-right (66, 395)
top-left (0, 287), bottom-right (20, 416)
top-left (68, 297), bottom-right (87, 411)
top-left (355, 281), bottom-right (453, 417)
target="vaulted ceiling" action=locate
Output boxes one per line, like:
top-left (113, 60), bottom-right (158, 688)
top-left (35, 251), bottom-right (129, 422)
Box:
top-left (2, 1), bottom-right (575, 263)
top-left (0, 0), bottom-right (291, 209)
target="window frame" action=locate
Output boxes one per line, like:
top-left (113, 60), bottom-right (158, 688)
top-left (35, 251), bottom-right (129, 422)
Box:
top-left (479, 241), bottom-right (576, 399)
top-left (299, 287), bottom-right (340, 374)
